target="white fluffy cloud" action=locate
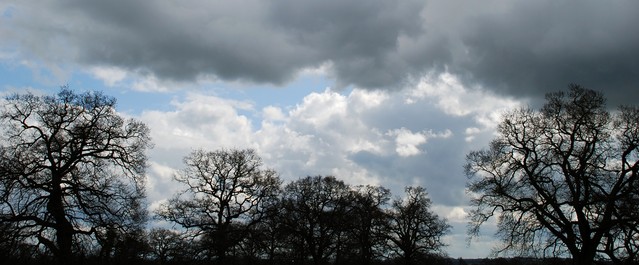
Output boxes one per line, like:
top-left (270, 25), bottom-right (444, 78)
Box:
top-left (130, 74), bottom-right (524, 257)
top-left (139, 92), bottom-right (255, 170)
top-left (386, 127), bottom-right (452, 157)
top-left (138, 74), bottom-right (525, 199)
top-left (89, 66), bottom-right (127, 87)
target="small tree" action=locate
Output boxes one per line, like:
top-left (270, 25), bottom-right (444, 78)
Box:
top-left (0, 88), bottom-right (151, 265)
top-left (466, 85), bottom-right (639, 265)
top-left (385, 186), bottom-right (451, 265)
top-left (156, 148), bottom-right (280, 263)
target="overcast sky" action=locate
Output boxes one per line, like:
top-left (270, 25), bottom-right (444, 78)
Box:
top-left (1, 0), bottom-right (638, 258)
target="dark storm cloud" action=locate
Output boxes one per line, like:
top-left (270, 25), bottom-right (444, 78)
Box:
top-left (4, 0), bottom-right (315, 84)
top-left (266, 0), bottom-right (428, 88)
top-left (1, 0), bottom-right (425, 86)
top-left (453, 1), bottom-right (639, 105)
top-left (3, 0), bottom-right (639, 102)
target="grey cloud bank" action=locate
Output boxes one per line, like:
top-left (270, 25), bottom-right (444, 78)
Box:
top-left (453, 1), bottom-right (639, 104)
top-left (3, 0), bottom-right (638, 103)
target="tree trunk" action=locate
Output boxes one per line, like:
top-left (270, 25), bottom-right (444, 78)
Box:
top-left (48, 177), bottom-right (74, 265)
top-left (214, 227), bottom-right (229, 265)
top-left (573, 250), bottom-right (596, 265)
top-left (403, 248), bottom-right (413, 265)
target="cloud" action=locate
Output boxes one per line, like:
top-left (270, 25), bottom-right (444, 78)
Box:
top-left (387, 128), bottom-right (429, 157)
top-left (386, 127), bottom-right (452, 157)
top-left (464, 127), bottom-right (482, 143)
top-left (89, 66), bottom-right (127, 87)
top-left (138, 92), bottom-right (256, 167)
top-left (450, 0), bottom-right (639, 105)
top-left (1, 77), bottom-right (521, 257)
top-left (131, 75), bottom-right (176, 92)
top-left (266, 0), bottom-right (426, 89)
top-left (5, 0), bottom-right (635, 102)
top-left (139, 77), bottom-right (523, 206)
top-left (5, 0), bottom-right (634, 256)
top-left (262, 106), bottom-right (286, 122)
top-left (145, 162), bottom-right (181, 208)
top-left (131, 80), bottom-right (523, 257)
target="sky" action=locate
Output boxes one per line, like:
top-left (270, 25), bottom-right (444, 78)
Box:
top-left (1, 0), bottom-right (638, 259)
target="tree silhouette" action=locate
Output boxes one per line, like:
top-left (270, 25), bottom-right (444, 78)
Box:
top-left (156, 148), bottom-right (280, 263)
top-left (148, 228), bottom-right (190, 264)
top-left (278, 176), bottom-right (353, 265)
top-left (385, 186), bottom-right (451, 265)
top-left (0, 88), bottom-right (151, 265)
top-left (349, 185), bottom-right (391, 265)
top-left (466, 85), bottom-right (639, 265)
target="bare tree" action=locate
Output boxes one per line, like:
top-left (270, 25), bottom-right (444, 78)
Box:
top-left (385, 186), bottom-right (450, 265)
top-left (0, 88), bottom-right (151, 265)
top-left (155, 148), bottom-right (280, 263)
top-left (466, 85), bottom-right (639, 265)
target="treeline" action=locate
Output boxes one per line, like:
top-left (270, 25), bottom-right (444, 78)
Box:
top-left (0, 89), bottom-right (451, 265)
top-left (151, 149), bottom-right (451, 265)
top-left (2, 151), bottom-right (452, 265)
